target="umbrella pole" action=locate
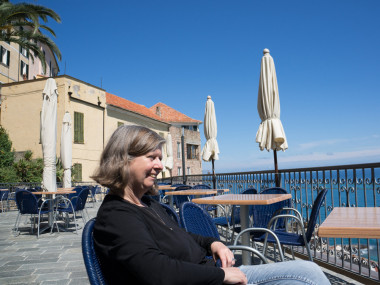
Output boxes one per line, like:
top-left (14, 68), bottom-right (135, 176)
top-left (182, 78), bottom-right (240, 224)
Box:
top-left (273, 150), bottom-right (280, 187)
top-left (212, 159), bottom-right (216, 189)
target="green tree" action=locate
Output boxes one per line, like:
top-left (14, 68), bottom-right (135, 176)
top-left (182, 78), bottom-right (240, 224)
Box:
top-left (0, 125), bottom-right (14, 167)
top-left (0, 0), bottom-right (61, 73)
top-left (13, 150), bottom-right (43, 182)
top-left (0, 126), bottom-right (18, 182)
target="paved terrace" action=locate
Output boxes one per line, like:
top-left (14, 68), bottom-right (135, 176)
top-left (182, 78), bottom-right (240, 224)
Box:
top-left (0, 201), bottom-right (366, 285)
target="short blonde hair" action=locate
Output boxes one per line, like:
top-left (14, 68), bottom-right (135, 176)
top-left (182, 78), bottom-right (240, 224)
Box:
top-left (91, 125), bottom-right (165, 195)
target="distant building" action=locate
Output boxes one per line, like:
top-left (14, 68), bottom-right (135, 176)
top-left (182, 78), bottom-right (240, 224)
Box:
top-left (0, 37), bottom-right (59, 84)
top-left (150, 103), bottom-right (202, 177)
top-left (0, 75), bottom-right (202, 182)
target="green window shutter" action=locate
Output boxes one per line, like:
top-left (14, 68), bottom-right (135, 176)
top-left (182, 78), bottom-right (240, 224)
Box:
top-left (74, 112), bottom-right (84, 143)
top-left (6, 50), bottom-right (10, 66)
top-left (73, 163), bottom-right (82, 182)
top-left (74, 112), bottom-right (78, 142)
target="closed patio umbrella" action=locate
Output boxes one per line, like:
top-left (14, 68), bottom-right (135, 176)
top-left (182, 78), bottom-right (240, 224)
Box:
top-left (201, 95), bottom-right (219, 189)
top-left (256, 49), bottom-right (288, 187)
top-left (41, 78), bottom-right (58, 193)
top-left (60, 112), bottom-right (72, 188)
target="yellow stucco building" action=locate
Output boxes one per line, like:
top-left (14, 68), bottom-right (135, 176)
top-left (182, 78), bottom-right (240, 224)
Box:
top-left (0, 75), bottom-right (202, 182)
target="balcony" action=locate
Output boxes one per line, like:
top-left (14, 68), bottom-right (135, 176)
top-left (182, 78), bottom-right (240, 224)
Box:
top-left (161, 162), bottom-right (380, 284)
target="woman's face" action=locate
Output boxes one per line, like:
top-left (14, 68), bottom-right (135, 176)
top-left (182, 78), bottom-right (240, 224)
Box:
top-left (128, 148), bottom-right (163, 193)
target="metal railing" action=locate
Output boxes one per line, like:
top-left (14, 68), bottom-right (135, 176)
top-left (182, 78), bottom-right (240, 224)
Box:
top-left (160, 162), bottom-right (380, 282)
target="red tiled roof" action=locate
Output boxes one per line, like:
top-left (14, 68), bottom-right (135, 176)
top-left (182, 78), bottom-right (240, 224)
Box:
top-left (149, 102), bottom-right (202, 124)
top-left (106, 93), bottom-right (166, 123)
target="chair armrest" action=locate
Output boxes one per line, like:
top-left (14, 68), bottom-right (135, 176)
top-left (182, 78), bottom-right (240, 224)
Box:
top-left (268, 214), bottom-right (307, 240)
top-left (273, 207), bottom-right (303, 223)
top-left (227, 245), bottom-right (268, 264)
top-left (38, 198), bottom-right (54, 214)
top-left (56, 196), bottom-right (75, 209)
top-left (233, 228), bottom-right (284, 262)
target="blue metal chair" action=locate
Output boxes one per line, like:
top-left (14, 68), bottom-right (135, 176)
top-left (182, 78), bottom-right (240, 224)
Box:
top-left (246, 188), bottom-right (328, 261)
top-left (212, 188), bottom-right (258, 241)
top-left (192, 184), bottom-right (216, 212)
top-left (251, 187), bottom-right (292, 232)
top-left (192, 184), bottom-right (211, 189)
top-left (13, 189), bottom-right (54, 238)
top-left (179, 201), bottom-right (275, 264)
top-left (82, 218), bottom-right (107, 285)
top-left (172, 185), bottom-right (192, 209)
top-left (56, 188), bottom-right (90, 234)
top-left (89, 185), bottom-right (102, 205)
top-left (0, 189), bottom-right (10, 212)
top-left (159, 202), bottom-right (180, 225)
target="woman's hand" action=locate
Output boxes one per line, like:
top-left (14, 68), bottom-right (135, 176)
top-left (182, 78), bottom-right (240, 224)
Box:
top-left (210, 241), bottom-right (235, 268)
top-left (221, 267), bottom-right (247, 285)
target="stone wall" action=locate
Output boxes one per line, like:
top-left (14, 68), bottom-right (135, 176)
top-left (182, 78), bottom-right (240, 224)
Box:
top-left (170, 126), bottom-right (202, 176)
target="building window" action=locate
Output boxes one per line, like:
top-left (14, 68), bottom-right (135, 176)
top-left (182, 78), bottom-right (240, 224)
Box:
top-left (20, 61), bottom-right (29, 78)
top-left (177, 167), bottom-right (181, 176)
top-left (187, 167), bottom-right (191, 175)
top-left (0, 46), bottom-right (10, 66)
top-left (187, 144), bottom-right (199, 159)
top-left (117, 121), bottom-right (124, 127)
top-left (74, 112), bottom-right (84, 143)
top-left (177, 142), bottom-right (181, 158)
top-left (73, 163), bottom-right (82, 182)
top-left (19, 45), bottom-right (28, 57)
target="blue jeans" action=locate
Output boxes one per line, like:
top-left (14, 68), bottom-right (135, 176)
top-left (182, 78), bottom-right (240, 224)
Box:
top-left (240, 260), bottom-right (331, 285)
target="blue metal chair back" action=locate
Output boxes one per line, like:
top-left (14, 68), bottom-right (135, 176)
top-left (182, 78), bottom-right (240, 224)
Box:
top-left (192, 184), bottom-right (211, 189)
top-left (15, 190), bottom-right (39, 214)
top-left (74, 188), bottom-right (90, 211)
top-left (305, 189), bottom-right (328, 242)
top-left (0, 190), bottom-right (9, 212)
top-left (0, 190), bottom-right (9, 201)
top-left (159, 202), bottom-right (180, 225)
top-left (253, 187), bottom-right (290, 229)
top-left (242, 188), bottom-right (257, 194)
top-left (180, 202), bottom-right (220, 239)
top-left (82, 218), bottom-right (107, 285)
top-left (173, 185), bottom-right (192, 208)
top-left (171, 183), bottom-right (185, 187)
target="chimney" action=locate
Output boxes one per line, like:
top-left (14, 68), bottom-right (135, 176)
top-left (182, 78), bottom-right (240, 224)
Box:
top-left (156, 106), bottom-right (161, 117)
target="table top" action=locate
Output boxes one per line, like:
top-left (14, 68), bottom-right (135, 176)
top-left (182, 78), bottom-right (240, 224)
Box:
top-left (165, 189), bottom-right (217, 195)
top-left (0, 189), bottom-right (8, 191)
top-left (192, 193), bottom-right (292, 205)
top-left (157, 185), bottom-right (176, 190)
top-left (33, 191), bottom-right (76, 195)
top-left (318, 207), bottom-right (380, 239)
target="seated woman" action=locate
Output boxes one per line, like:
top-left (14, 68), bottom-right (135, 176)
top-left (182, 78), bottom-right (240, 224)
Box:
top-left (92, 125), bottom-right (330, 285)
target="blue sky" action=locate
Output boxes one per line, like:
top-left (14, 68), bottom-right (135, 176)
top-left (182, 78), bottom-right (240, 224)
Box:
top-left (21, 0), bottom-right (380, 172)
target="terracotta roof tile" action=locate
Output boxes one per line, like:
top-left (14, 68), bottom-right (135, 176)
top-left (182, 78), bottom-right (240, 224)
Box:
top-left (149, 102), bottom-right (202, 124)
top-left (106, 93), bottom-right (166, 123)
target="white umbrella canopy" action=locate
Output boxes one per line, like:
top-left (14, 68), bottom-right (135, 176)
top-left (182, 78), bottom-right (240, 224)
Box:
top-left (255, 49), bottom-right (288, 187)
top-left (202, 95), bottom-right (219, 162)
top-left (256, 49), bottom-right (288, 151)
top-left (201, 95), bottom-right (219, 188)
top-left (41, 78), bottom-right (58, 192)
top-left (60, 112), bottom-right (72, 188)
